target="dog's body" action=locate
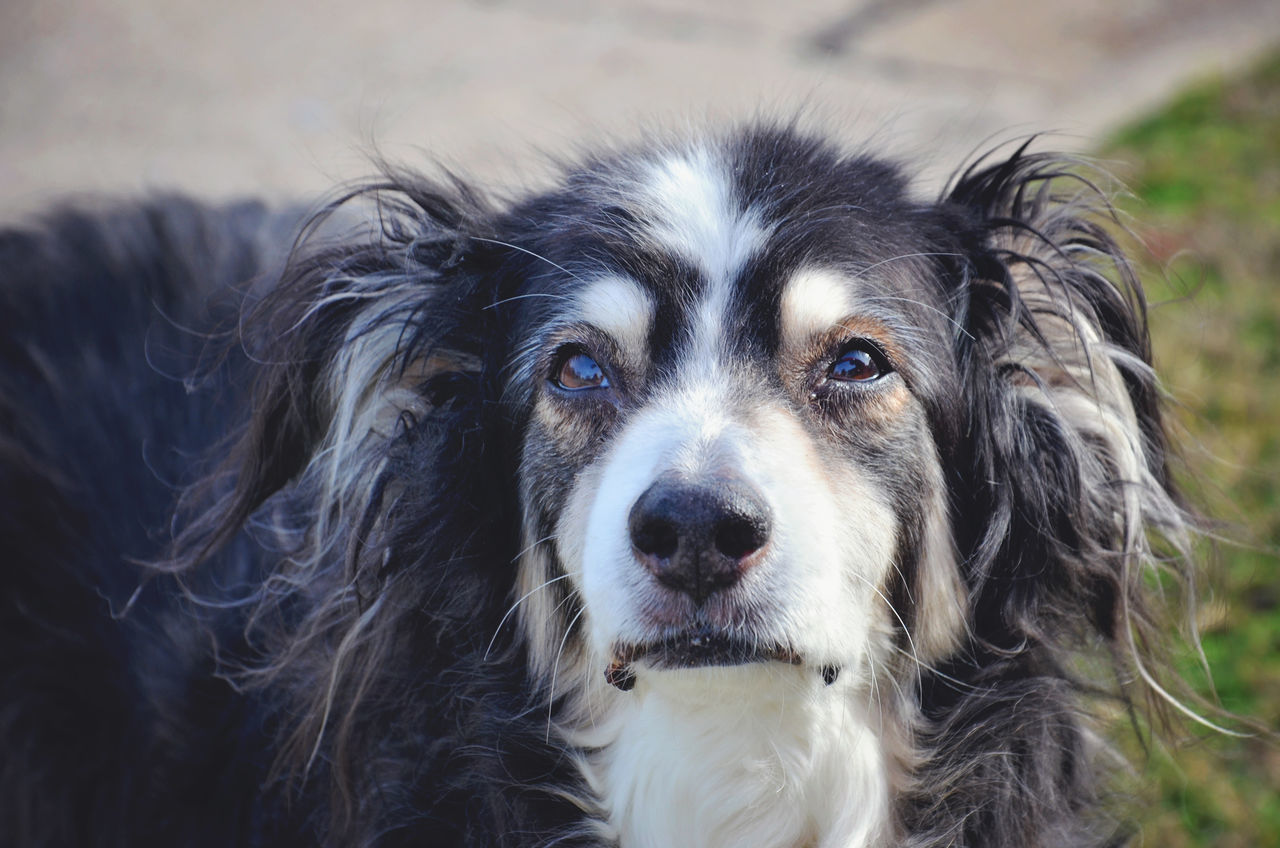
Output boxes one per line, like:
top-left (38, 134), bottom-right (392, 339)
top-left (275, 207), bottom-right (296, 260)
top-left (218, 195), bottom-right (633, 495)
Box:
top-left (0, 126), bottom-right (1190, 847)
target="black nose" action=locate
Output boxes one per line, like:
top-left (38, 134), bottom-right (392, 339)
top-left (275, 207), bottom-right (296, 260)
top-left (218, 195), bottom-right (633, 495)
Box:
top-left (628, 473), bottom-right (772, 603)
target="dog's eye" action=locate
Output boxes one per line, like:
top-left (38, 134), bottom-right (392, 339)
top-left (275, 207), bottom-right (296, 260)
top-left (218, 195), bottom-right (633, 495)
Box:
top-left (554, 351), bottom-right (610, 391)
top-left (829, 342), bottom-right (888, 383)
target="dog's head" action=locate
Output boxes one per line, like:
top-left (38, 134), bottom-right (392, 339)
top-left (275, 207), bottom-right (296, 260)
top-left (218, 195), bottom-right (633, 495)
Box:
top-left (187, 125), bottom-right (1187, 835)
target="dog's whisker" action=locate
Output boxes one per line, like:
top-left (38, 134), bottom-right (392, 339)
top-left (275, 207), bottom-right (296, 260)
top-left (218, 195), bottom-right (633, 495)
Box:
top-left (483, 291), bottom-right (574, 310)
top-left (847, 569), bottom-right (925, 696)
top-left (865, 293), bottom-right (978, 341)
top-left (485, 569), bottom-right (577, 661)
top-left (469, 235), bottom-right (587, 286)
top-left (546, 604), bottom-right (587, 743)
top-left (846, 251), bottom-right (964, 280)
top-left (510, 532), bottom-right (560, 564)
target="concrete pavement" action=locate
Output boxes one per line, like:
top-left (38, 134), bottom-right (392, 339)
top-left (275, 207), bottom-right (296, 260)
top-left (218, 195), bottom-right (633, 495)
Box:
top-left (2, 0), bottom-right (1278, 219)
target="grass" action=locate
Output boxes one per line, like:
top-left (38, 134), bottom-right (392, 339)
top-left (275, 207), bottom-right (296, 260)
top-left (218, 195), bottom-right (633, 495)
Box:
top-left (1102, 47), bottom-right (1280, 847)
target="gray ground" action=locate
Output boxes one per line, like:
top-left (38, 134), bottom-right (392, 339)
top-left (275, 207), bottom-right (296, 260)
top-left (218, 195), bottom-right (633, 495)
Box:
top-left (2, 0), bottom-right (1278, 219)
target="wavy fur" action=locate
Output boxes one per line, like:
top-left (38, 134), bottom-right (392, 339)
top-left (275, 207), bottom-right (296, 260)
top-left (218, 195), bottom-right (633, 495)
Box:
top-left (0, 126), bottom-right (1199, 847)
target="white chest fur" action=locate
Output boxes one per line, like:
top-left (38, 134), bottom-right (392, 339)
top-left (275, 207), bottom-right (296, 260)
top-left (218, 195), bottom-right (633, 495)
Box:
top-left (572, 664), bottom-right (892, 848)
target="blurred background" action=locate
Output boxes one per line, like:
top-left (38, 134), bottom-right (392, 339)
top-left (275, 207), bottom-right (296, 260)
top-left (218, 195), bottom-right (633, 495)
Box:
top-left (2, 0), bottom-right (1276, 213)
top-left (2, 0), bottom-right (1278, 843)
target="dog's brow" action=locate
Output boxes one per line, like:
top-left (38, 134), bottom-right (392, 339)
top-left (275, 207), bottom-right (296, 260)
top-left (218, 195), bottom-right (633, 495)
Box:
top-left (779, 267), bottom-right (856, 349)
top-left (573, 276), bottom-right (654, 354)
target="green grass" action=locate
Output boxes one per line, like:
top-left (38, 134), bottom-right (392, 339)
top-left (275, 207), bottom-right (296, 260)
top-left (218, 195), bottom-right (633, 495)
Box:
top-left (1102, 48), bottom-right (1280, 847)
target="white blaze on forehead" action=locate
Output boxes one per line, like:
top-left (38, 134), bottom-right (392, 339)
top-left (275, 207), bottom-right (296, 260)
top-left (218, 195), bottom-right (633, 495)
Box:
top-left (640, 147), bottom-right (766, 285)
top-left (780, 267), bottom-right (855, 350)
top-left (641, 147), bottom-right (769, 367)
top-left (574, 275), bottom-right (654, 356)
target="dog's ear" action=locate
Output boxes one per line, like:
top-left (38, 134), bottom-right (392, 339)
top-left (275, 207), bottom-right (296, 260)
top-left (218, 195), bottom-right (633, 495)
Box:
top-left (170, 173), bottom-right (505, 574)
top-left (157, 175), bottom-right (531, 829)
top-left (939, 146), bottom-right (1187, 654)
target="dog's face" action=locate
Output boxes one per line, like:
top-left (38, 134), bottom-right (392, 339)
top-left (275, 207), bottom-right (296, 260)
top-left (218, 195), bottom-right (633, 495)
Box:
top-left (171, 123), bottom-right (1183, 845)
top-left (506, 139), bottom-right (967, 693)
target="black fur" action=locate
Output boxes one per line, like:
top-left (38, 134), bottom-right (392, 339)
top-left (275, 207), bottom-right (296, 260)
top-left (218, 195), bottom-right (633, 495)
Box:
top-left (1, 126), bottom-right (1192, 846)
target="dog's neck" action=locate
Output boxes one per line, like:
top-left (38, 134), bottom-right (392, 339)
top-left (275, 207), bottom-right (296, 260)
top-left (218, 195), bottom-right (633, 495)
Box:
top-left (564, 662), bottom-right (900, 848)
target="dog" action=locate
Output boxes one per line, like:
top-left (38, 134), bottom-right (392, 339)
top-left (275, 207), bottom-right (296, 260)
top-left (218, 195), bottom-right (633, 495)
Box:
top-left (0, 123), bottom-right (1195, 847)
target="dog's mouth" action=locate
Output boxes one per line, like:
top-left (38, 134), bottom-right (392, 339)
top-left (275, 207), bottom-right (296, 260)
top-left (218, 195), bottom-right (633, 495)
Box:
top-left (617, 630), bottom-right (802, 670)
top-left (605, 630), bottom-right (838, 691)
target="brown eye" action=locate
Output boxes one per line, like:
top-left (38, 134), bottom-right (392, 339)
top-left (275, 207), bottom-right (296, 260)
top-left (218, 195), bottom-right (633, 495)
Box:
top-left (829, 343), bottom-right (887, 383)
top-left (554, 351), bottom-right (610, 391)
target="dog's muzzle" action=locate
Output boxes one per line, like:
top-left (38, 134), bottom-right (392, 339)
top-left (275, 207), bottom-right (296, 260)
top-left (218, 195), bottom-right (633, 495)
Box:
top-left (603, 472), bottom-right (844, 690)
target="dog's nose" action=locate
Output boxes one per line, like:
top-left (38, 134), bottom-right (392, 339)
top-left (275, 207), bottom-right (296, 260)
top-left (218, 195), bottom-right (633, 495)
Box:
top-left (628, 474), bottom-right (772, 603)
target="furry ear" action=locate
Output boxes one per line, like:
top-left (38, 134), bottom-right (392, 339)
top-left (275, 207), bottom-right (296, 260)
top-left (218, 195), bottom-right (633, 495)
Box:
top-left (170, 174), bottom-right (499, 568)
top-left (161, 174), bottom-right (523, 832)
top-left (943, 145), bottom-right (1188, 661)
top-left (897, 145), bottom-right (1197, 847)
